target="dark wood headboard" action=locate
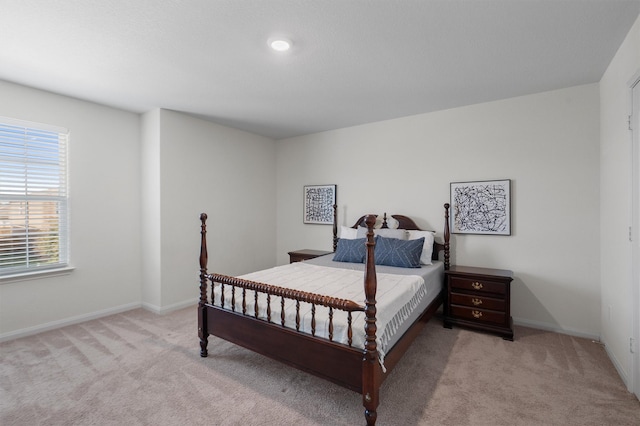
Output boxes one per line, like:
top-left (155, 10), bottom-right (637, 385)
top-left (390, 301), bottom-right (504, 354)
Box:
top-left (332, 204), bottom-right (450, 269)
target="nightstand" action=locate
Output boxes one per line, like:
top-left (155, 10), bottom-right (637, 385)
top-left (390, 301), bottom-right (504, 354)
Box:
top-left (288, 249), bottom-right (333, 263)
top-left (443, 265), bottom-right (514, 340)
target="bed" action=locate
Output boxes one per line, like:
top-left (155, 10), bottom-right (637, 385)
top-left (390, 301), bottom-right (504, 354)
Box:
top-left (198, 204), bottom-right (451, 425)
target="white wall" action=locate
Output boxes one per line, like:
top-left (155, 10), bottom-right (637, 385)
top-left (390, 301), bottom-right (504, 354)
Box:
top-left (0, 85), bottom-right (278, 337)
top-left (151, 110), bottom-right (277, 310)
top-left (276, 84), bottom-right (601, 338)
top-left (0, 80), bottom-right (142, 338)
top-left (600, 15), bottom-right (640, 388)
top-left (141, 109), bottom-right (162, 309)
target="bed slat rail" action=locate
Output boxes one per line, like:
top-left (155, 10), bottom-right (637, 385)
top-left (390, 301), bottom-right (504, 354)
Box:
top-left (207, 273), bottom-right (365, 312)
top-left (205, 270), bottom-right (366, 347)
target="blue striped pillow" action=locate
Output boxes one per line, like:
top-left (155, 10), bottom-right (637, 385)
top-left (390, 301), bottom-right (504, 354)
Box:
top-left (333, 238), bottom-right (367, 263)
top-left (374, 236), bottom-right (424, 268)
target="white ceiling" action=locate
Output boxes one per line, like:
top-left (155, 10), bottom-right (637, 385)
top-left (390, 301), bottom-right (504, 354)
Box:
top-left (1, 0), bottom-right (639, 140)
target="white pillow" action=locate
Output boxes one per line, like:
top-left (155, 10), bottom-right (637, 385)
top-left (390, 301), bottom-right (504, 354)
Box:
top-left (356, 227), bottom-right (408, 240)
top-left (339, 226), bottom-right (359, 240)
top-left (407, 230), bottom-right (435, 265)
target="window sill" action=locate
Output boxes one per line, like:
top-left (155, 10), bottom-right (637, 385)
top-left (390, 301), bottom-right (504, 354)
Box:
top-left (0, 266), bottom-right (75, 284)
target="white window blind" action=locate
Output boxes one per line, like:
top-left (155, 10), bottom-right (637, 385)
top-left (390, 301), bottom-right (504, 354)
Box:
top-left (0, 117), bottom-right (69, 276)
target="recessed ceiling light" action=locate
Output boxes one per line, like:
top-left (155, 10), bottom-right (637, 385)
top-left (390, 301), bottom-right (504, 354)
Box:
top-left (269, 38), bottom-right (292, 52)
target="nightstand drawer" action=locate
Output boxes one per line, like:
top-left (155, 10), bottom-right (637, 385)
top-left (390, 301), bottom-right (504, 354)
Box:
top-left (450, 305), bottom-right (507, 326)
top-left (449, 292), bottom-right (505, 311)
top-left (449, 276), bottom-right (506, 296)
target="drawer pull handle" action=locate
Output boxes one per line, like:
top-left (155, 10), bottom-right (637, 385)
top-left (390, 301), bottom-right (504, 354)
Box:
top-left (471, 298), bottom-right (483, 306)
top-left (472, 310), bottom-right (483, 319)
top-left (471, 282), bottom-right (483, 290)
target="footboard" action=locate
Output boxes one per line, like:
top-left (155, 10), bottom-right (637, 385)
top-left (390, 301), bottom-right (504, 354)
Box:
top-left (207, 272), bottom-right (365, 342)
top-left (198, 214), bottom-right (381, 394)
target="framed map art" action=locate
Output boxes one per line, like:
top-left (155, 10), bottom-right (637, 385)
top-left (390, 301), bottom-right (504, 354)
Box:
top-left (303, 184), bottom-right (336, 224)
top-left (450, 179), bottom-right (511, 235)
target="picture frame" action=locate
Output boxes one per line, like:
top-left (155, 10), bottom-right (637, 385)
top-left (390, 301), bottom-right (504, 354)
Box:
top-left (303, 184), bottom-right (336, 225)
top-left (450, 179), bottom-right (511, 235)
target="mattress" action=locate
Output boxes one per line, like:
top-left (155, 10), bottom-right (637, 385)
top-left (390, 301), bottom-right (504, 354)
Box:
top-left (306, 254), bottom-right (445, 357)
top-left (212, 255), bottom-right (444, 368)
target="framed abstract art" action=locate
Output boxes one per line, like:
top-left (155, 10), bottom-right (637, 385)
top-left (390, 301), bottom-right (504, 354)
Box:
top-left (450, 179), bottom-right (511, 235)
top-left (303, 184), bottom-right (336, 224)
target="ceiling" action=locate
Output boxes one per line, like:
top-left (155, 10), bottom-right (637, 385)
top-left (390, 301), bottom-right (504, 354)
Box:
top-left (1, 1), bottom-right (639, 140)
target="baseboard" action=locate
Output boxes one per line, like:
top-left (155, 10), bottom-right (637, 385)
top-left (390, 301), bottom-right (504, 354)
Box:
top-left (0, 302), bottom-right (141, 343)
top-left (141, 298), bottom-right (197, 315)
top-left (603, 340), bottom-right (631, 391)
top-left (512, 317), bottom-right (600, 341)
top-left (1, 299), bottom-right (200, 343)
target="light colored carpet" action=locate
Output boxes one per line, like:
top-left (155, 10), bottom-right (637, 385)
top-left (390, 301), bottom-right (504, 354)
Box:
top-left (1, 306), bottom-right (638, 425)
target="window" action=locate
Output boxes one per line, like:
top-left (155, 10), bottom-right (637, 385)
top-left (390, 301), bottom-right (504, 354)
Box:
top-left (0, 117), bottom-right (69, 276)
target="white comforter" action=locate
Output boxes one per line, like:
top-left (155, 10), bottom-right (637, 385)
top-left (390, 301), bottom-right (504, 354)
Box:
top-left (212, 262), bottom-right (428, 368)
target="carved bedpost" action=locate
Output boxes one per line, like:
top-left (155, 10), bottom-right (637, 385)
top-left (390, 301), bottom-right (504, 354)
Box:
top-left (199, 213), bottom-right (209, 357)
top-left (332, 204), bottom-right (338, 252)
top-left (362, 214), bottom-right (380, 425)
top-left (443, 203), bottom-right (450, 270)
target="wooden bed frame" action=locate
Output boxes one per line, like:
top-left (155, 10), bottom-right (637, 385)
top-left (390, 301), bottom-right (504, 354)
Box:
top-left (198, 204), bottom-right (451, 425)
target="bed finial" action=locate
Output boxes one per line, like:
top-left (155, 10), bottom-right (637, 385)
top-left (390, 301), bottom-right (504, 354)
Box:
top-left (443, 203), bottom-right (450, 270)
top-left (381, 212), bottom-right (389, 229)
top-left (199, 213), bottom-right (208, 273)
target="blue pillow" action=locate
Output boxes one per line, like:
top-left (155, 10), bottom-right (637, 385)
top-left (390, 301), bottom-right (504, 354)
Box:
top-left (333, 238), bottom-right (367, 263)
top-left (374, 236), bottom-right (424, 268)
